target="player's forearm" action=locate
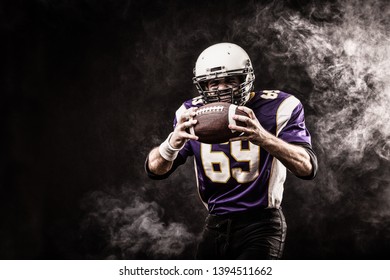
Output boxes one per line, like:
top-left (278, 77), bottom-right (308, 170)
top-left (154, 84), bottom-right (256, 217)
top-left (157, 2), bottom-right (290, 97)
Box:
top-left (148, 147), bottom-right (174, 175)
top-left (259, 131), bottom-right (312, 177)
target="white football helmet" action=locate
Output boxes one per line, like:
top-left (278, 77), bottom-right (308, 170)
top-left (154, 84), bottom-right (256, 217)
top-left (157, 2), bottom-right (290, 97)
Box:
top-left (193, 43), bottom-right (255, 105)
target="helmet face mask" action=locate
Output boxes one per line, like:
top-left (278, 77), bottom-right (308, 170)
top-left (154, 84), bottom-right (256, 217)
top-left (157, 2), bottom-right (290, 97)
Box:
top-left (196, 74), bottom-right (253, 105)
top-left (193, 43), bottom-right (255, 105)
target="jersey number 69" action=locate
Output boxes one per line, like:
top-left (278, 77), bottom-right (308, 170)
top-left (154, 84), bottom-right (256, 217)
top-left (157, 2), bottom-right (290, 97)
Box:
top-left (200, 141), bottom-right (260, 184)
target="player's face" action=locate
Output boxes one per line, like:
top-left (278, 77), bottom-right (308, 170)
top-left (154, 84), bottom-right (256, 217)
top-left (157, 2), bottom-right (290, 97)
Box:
top-left (206, 76), bottom-right (240, 91)
top-left (204, 76), bottom-right (241, 103)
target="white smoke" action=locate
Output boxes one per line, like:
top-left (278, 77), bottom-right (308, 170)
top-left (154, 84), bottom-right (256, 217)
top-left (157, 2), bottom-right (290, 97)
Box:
top-left (228, 0), bottom-right (390, 231)
top-left (81, 186), bottom-right (196, 259)
top-left (272, 6), bottom-right (389, 158)
top-left (267, 1), bottom-right (390, 165)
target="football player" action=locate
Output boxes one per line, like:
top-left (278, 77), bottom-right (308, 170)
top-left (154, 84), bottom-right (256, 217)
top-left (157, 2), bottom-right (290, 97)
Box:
top-left (145, 43), bottom-right (318, 259)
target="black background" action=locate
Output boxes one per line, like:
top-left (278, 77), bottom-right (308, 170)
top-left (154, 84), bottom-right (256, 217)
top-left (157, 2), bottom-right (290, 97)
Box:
top-left (1, 0), bottom-right (389, 259)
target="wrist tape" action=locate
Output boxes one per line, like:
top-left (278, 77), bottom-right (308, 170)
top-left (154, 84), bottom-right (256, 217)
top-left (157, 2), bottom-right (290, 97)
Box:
top-left (159, 132), bottom-right (184, 161)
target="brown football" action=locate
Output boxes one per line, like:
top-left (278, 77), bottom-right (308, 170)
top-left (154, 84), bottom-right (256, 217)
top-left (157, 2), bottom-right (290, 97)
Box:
top-left (191, 102), bottom-right (248, 144)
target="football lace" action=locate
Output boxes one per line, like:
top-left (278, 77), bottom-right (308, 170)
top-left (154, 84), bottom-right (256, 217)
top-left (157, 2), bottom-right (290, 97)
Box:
top-left (195, 106), bottom-right (224, 115)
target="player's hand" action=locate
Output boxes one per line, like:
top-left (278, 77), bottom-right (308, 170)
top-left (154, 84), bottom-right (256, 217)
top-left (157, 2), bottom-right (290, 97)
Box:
top-left (170, 108), bottom-right (199, 148)
top-left (228, 106), bottom-right (267, 145)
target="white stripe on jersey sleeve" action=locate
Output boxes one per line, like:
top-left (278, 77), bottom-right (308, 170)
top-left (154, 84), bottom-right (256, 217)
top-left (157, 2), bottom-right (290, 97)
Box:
top-left (275, 95), bottom-right (300, 136)
top-left (175, 104), bottom-right (187, 128)
top-left (268, 95), bottom-right (300, 209)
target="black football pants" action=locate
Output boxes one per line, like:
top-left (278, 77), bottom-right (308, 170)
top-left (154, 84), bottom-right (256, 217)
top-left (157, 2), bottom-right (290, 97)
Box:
top-left (196, 208), bottom-right (287, 260)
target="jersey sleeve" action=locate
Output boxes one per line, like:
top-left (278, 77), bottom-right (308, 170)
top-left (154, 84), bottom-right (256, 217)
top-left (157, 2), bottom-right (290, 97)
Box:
top-left (277, 96), bottom-right (312, 145)
top-left (276, 96), bottom-right (317, 179)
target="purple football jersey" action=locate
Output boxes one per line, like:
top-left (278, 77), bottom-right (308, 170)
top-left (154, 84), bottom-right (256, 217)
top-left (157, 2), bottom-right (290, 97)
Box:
top-left (173, 91), bottom-right (312, 215)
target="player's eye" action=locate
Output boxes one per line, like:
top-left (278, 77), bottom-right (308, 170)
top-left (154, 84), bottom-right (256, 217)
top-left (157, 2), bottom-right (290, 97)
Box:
top-left (226, 78), bottom-right (238, 86)
top-left (208, 81), bottom-right (219, 88)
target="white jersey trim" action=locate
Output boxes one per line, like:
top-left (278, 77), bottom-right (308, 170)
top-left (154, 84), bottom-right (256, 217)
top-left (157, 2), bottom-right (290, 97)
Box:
top-left (268, 95), bottom-right (300, 208)
top-left (276, 95), bottom-right (300, 136)
top-left (175, 104), bottom-right (187, 128)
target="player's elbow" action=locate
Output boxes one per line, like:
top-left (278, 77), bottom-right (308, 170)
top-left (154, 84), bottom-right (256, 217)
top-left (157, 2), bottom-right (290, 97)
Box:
top-left (297, 161), bottom-right (313, 177)
top-left (295, 154), bottom-right (318, 180)
top-left (145, 157), bottom-right (172, 180)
